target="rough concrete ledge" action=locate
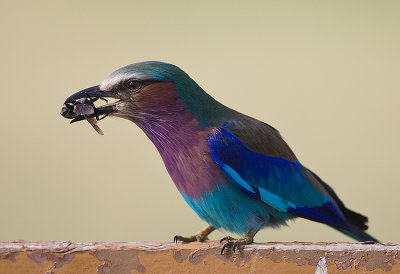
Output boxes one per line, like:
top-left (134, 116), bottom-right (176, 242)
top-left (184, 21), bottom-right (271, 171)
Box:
top-left (0, 241), bottom-right (399, 273)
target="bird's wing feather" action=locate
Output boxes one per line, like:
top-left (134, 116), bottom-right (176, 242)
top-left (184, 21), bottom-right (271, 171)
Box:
top-left (219, 117), bottom-right (297, 162)
top-left (208, 119), bottom-right (348, 228)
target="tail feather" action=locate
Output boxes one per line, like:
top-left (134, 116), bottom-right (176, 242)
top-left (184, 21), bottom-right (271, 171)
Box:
top-left (336, 225), bottom-right (380, 243)
top-left (307, 168), bottom-right (379, 242)
top-left (341, 207), bottom-right (368, 230)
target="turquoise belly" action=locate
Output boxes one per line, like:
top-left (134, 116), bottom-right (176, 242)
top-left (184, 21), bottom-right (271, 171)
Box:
top-left (181, 182), bottom-right (293, 235)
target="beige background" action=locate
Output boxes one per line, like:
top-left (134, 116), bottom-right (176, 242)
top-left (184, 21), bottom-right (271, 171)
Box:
top-left (0, 0), bottom-right (399, 243)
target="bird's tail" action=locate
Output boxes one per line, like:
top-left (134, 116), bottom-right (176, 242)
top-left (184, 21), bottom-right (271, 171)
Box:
top-left (336, 224), bottom-right (380, 243)
top-left (334, 203), bottom-right (380, 242)
top-left (307, 169), bottom-right (380, 243)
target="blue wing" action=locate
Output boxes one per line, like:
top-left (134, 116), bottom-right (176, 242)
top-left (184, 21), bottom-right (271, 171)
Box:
top-left (208, 127), bottom-right (349, 229)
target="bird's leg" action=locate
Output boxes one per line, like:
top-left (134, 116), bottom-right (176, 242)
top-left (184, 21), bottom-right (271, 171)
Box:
top-left (220, 229), bottom-right (258, 254)
top-left (174, 225), bottom-right (215, 243)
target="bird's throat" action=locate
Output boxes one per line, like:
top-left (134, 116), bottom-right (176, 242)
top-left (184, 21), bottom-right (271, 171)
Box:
top-left (135, 108), bottom-right (223, 198)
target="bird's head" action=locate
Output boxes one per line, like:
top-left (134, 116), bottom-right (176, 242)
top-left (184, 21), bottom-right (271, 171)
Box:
top-left (61, 61), bottom-right (225, 132)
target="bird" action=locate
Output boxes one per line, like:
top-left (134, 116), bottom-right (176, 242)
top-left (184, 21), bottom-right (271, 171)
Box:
top-left (61, 61), bottom-right (379, 252)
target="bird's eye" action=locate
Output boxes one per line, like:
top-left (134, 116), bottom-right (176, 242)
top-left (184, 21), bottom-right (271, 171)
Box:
top-left (127, 80), bottom-right (143, 91)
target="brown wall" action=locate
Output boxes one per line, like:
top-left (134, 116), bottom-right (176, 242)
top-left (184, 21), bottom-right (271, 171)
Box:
top-left (1, 241), bottom-right (400, 273)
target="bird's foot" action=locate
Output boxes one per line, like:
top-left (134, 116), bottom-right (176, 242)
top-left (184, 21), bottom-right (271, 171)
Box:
top-left (174, 225), bottom-right (215, 243)
top-left (219, 236), bottom-right (237, 243)
top-left (173, 234), bottom-right (209, 243)
top-left (220, 231), bottom-right (256, 254)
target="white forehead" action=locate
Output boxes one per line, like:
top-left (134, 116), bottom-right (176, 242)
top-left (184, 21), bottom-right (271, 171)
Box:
top-left (99, 71), bottom-right (147, 91)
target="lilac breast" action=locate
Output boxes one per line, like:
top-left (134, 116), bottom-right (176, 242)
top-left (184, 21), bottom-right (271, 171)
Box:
top-left (133, 83), bottom-right (226, 199)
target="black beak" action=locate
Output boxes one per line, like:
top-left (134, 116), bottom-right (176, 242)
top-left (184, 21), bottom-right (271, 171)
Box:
top-left (64, 85), bottom-right (115, 104)
top-left (61, 85), bottom-right (118, 122)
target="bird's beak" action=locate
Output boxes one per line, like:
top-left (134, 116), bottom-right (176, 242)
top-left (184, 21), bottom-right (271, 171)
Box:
top-left (61, 85), bottom-right (118, 123)
top-left (63, 85), bottom-right (115, 104)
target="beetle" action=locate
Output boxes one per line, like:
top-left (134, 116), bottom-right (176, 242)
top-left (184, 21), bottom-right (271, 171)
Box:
top-left (60, 95), bottom-right (107, 135)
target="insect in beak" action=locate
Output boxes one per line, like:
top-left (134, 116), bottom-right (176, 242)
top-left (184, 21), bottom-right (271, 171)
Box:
top-left (61, 86), bottom-right (117, 135)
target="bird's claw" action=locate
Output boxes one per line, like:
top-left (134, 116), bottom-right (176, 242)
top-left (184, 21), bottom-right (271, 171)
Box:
top-left (220, 236), bottom-right (237, 243)
top-left (173, 235), bottom-right (181, 244)
top-left (220, 236), bottom-right (239, 254)
top-left (220, 234), bottom-right (254, 254)
top-left (173, 226), bottom-right (215, 244)
top-left (221, 241), bottom-right (233, 254)
top-left (173, 234), bottom-right (208, 243)
top-left (233, 242), bottom-right (239, 253)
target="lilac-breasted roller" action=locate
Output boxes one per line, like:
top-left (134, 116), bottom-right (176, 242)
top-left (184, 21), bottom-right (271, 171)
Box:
top-left (61, 61), bottom-right (378, 252)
